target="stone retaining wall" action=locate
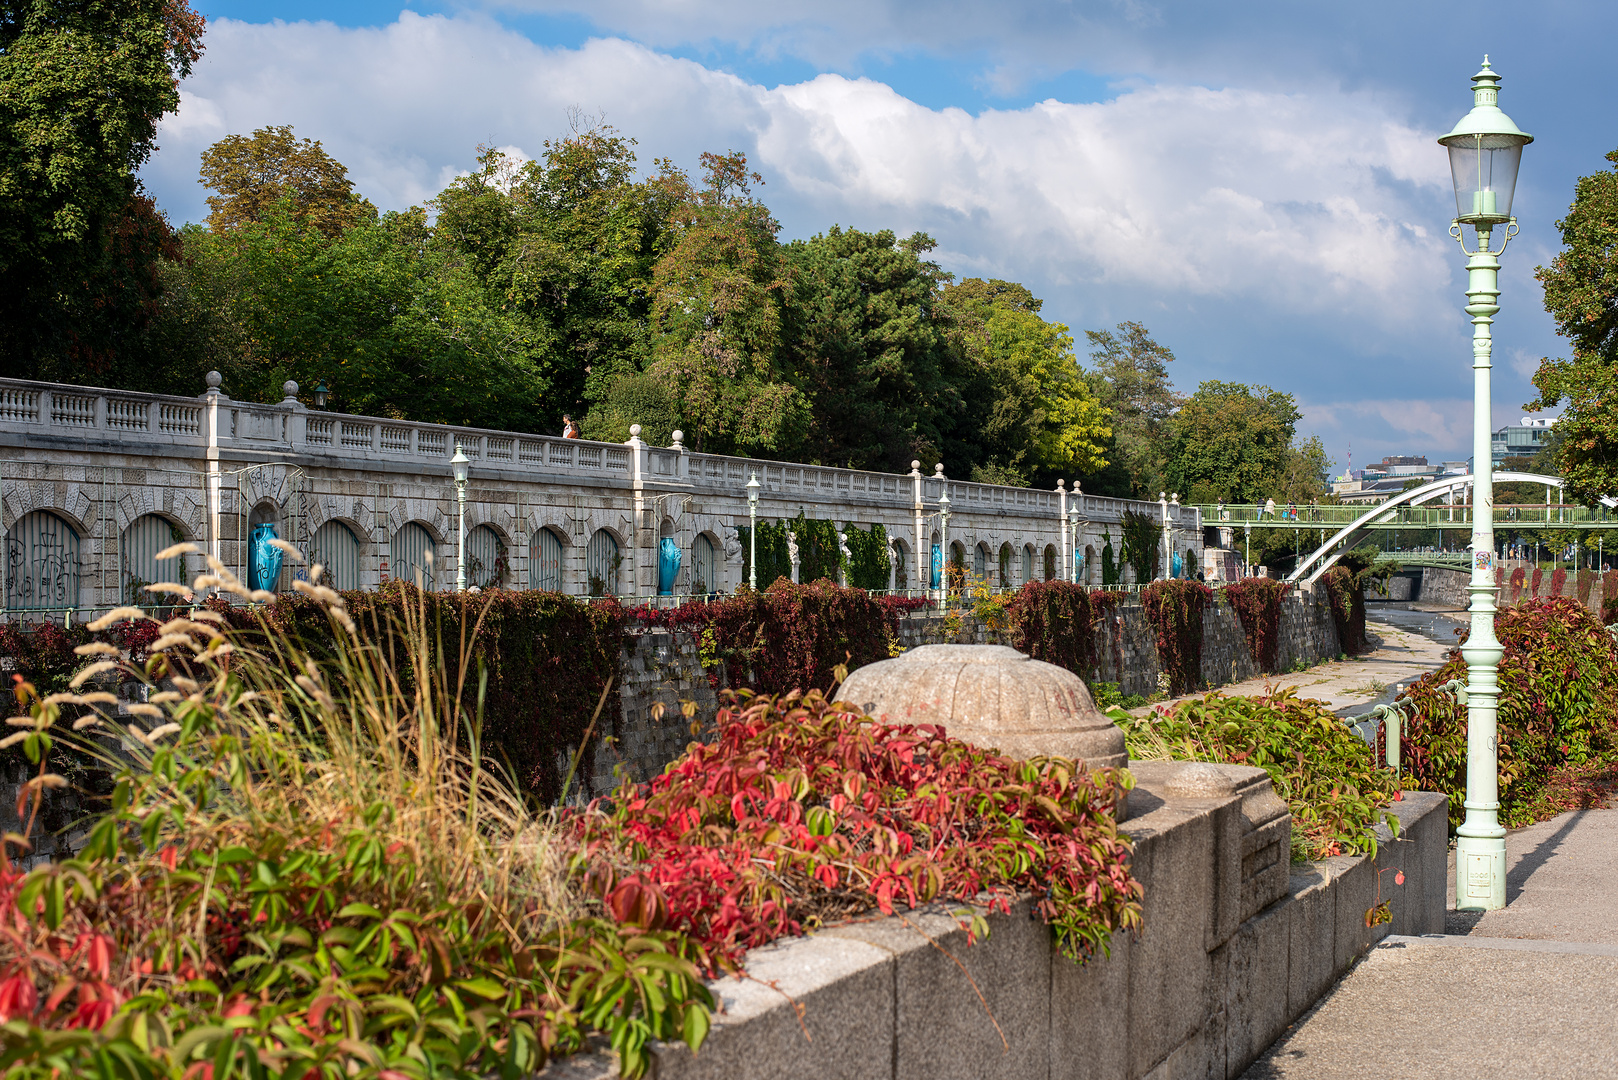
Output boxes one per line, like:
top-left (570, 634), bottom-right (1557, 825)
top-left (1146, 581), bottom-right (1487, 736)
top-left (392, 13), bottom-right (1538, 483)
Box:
top-left (1418, 564), bottom-right (1609, 615)
top-left (590, 588), bottom-right (1345, 794)
top-left (544, 768), bottom-right (1449, 1080)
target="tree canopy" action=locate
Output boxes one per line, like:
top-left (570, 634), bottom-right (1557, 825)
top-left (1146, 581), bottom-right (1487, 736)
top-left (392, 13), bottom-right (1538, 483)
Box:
top-left (0, 0), bottom-right (204, 381)
top-left (0, 57), bottom-right (1350, 513)
top-left (1529, 146), bottom-right (1618, 504)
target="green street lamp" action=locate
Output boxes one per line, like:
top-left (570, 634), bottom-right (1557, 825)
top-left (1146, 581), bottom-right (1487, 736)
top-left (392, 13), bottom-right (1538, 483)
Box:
top-left (746, 471), bottom-right (761, 590)
top-left (451, 444), bottom-right (470, 592)
top-left (937, 485), bottom-right (952, 599)
top-left (1440, 56), bottom-right (1532, 913)
top-left (1068, 495), bottom-right (1086, 585)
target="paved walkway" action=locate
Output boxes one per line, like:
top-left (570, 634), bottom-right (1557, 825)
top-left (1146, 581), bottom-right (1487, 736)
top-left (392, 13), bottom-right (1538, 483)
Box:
top-left (1242, 810), bottom-right (1618, 1079)
top-left (1129, 615), bottom-right (1456, 719)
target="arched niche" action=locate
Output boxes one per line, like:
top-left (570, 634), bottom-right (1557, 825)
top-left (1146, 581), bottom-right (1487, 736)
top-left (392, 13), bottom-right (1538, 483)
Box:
top-left (586, 529), bottom-right (621, 597)
top-left (4, 510), bottom-right (80, 612)
top-left (530, 527), bottom-right (567, 593)
top-left (391, 522), bottom-right (438, 590)
top-left (310, 519), bottom-right (361, 591)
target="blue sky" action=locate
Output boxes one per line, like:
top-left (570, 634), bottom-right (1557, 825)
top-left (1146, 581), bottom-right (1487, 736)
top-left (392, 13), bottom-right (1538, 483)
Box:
top-left (142, 0), bottom-right (1618, 471)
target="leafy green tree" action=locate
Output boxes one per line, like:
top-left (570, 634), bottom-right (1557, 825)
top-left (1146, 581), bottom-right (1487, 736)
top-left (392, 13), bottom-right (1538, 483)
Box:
top-left (648, 151), bottom-right (809, 455)
top-left (182, 205), bottom-right (554, 427)
top-left (199, 125), bottom-right (374, 238)
top-left (782, 227), bottom-right (960, 470)
top-left (1082, 322), bottom-right (1183, 497)
top-left (0, 0), bottom-right (205, 380)
top-left (1529, 147), bottom-right (1618, 503)
top-left (1164, 381), bottom-right (1308, 503)
top-left (941, 278), bottom-right (1110, 486)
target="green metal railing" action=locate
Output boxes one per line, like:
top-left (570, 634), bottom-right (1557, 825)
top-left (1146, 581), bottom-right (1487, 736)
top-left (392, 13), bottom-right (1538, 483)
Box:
top-left (1198, 503), bottom-right (1618, 530)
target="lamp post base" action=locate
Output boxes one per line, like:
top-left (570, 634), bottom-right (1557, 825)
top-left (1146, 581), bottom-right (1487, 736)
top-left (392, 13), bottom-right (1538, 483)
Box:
top-left (1454, 830), bottom-right (1507, 912)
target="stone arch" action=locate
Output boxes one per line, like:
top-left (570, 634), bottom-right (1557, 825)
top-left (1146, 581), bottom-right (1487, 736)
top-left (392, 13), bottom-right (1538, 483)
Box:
top-left (120, 513), bottom-right (190, 605)
top-left (390, 521), bottom-right (439, 590)
top-left (309, 519), bottom-right (363, 591)
top-left (1043, 544), bottom-right (1057, 581)
top-left (890, 535), bottom-right (912, 590)
top-left (530, 525), bottom-right (568, 593)
top-left (586, 527), bottom-right (624, 597)
top-left (691, 531), bottom-right (719, 596)
top-left (4, 509), bottom-right (81, 612)
top-left (1022, 543), bottom-right (1035, 584)
top-left (997, 542), bottom-right (1013, 588)
top-left (464, 523), bottom-right (506, 588)
top-left (1085, 544), bottom-right (1097, 586)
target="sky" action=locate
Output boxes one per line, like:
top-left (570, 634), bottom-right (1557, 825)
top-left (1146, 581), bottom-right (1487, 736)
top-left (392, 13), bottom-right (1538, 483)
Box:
top-left (139, 0), bottom-right (1618, 474)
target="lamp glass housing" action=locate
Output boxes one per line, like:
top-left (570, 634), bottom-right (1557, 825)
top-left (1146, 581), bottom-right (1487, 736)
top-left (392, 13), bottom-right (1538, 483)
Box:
top-left (1444, 136), bottom-right (1524, 225)
top-left (451, 446), bottom-right (470, 484)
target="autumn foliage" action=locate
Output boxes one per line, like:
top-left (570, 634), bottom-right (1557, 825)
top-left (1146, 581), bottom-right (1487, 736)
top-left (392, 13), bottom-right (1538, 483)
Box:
top-left (574, 689), bottom-right (1143, 970)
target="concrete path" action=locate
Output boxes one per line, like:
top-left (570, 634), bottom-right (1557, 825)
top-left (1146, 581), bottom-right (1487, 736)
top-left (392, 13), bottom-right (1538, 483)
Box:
top-left (1242, 810), bottom-right (1618, 1079)
top-left (1130, 615), bottom-right (1455, 719)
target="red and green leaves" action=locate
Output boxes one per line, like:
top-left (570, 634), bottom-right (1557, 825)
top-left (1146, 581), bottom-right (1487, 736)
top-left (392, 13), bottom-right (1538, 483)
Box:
top-left (574, 689), bottom-right (1143, 970)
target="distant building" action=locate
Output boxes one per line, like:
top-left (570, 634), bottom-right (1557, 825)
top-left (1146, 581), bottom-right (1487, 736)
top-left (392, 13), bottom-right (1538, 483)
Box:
top-left (1334, 455), bottom-right (1447, 504)
top-left (1491, 416), bottom-right (1557, 466)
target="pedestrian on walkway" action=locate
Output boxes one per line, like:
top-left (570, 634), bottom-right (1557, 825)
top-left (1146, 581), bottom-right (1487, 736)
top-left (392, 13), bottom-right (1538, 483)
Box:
top-left (1262, 497), bottom-right (1277, 521)
top-left (562, 415), bottom-right (579, 439)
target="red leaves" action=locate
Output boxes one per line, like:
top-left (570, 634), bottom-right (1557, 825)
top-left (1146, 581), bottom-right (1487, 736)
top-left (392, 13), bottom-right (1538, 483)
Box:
top-left (574, 689), bottom-right (1142, 970)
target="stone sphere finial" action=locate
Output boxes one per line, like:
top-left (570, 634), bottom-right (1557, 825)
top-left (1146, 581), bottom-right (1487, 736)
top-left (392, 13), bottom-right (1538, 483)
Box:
top-left (1057, 478), bottom-right (1066, 490)
top-left (933, 463), bottom-right (945, 477)
top-left (629, 423), bottom-right (642, 438)
top-left (911, 459), bottom-right (921, 472)
top-left (671, 429), bottom-right (684, 448)
top-left (282, 380), bottom-right (299, 400)
top-left (205, 370), bottom-right (222, 391)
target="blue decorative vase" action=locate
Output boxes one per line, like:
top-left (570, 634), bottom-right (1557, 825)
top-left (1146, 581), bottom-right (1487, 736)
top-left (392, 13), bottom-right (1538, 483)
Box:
top-left (251, 524), bottom-right (283, 594)
top-left (658, 537), bottom-right (682, 595)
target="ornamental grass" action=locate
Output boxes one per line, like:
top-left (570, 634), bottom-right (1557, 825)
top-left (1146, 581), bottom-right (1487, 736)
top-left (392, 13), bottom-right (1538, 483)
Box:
top-left (0, 547), bottom-right (710, 1079)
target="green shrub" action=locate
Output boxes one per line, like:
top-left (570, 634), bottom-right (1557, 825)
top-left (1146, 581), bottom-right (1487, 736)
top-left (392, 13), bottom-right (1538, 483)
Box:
top-left (218, 581), bottom-right (626, 803)
top-left (1115, 688), bottom-right (1400, 860)
top-left (1401, 596), bottom-right (1618, 829)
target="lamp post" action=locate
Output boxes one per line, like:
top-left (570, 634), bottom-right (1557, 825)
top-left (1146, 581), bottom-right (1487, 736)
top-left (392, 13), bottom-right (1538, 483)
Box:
top-left (746, 471), bottom-right (760, 590)
top-left (1068, 502), bottom-right (1086, 584)
top-left (1441, 56), bottom-right (1532, 913)
top-left (1057, 479), bottom-right (1070, 583)
top-left (313, 380), bottom-right (329, 409)
top-left (938, 487), bottom-right (952, 599)
top-left (451, 444), bottom-right (470, 592)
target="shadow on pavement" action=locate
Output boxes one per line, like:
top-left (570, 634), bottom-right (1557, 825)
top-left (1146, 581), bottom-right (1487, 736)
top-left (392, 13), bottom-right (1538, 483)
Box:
top-left (1505, 810), bottom-right (1586, 905)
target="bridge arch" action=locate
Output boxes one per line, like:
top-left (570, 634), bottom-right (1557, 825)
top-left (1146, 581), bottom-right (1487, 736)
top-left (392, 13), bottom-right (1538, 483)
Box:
top-left (1289, 472), bottom-right (1565, 586)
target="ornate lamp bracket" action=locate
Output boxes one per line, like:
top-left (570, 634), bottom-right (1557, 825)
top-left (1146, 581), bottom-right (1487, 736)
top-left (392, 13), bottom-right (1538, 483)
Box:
top-left (1450, 217), bottom-right (1518, 257)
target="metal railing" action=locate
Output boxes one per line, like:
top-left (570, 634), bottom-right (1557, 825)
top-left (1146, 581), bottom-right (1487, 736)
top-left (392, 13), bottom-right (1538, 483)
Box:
top-left (1345, 678), bottom-right (1467, 779)
top-left (1200, 502), bottom-right (1616, 530)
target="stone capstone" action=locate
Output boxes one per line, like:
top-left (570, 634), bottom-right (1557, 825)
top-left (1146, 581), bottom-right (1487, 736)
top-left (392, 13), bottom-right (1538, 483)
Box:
top-left (836, 644), bottom-right (1127, 774)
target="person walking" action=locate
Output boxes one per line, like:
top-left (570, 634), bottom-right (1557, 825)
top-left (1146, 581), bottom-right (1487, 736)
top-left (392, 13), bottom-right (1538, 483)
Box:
top-left (1262, 497), bottom-right (1276, 521)
top-left (561, 415), bottom-right (579, 439)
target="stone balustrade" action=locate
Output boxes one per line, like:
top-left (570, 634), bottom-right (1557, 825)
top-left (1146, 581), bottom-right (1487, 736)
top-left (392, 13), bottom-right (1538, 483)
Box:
top-left (0, 374), bottom-right (1203, 616)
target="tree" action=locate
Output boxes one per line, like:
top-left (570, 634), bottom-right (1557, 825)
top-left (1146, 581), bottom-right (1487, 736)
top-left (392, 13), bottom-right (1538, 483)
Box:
top-left (1528, 147), bottom-right (1618, 503)
top-left (199, 125), bottom-right (373, 238)
top-left (647, 151), bottom-right (809, 455)
top-left (0, 0), bottom-right (205, 379)
top-left (1083, 322), bottom-right (1183, 497)
top-left (1164, 381), bottom-right (1304, 503)
top-left (940, 278), bottom-right (1110, 486)
top-left (783, 228), bottom-right (960, 470)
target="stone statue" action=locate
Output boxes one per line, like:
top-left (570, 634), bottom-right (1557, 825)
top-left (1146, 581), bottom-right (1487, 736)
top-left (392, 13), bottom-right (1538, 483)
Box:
top-left (839, 530), bottom-right (854, 568)
top-left (723, 526), bottom-right (743, 563)
top-left (786, 529), bottom-right (800, 567)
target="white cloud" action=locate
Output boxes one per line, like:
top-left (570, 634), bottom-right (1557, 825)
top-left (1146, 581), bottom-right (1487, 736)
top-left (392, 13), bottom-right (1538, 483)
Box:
top-left (143, 11), bottom-right (1494, 453)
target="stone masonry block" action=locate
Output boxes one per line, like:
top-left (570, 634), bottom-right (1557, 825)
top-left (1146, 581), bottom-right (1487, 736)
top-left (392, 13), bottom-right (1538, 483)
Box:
top-left (1121, 803), bottom-right (1219, 1079)
top-left (1370, 792), bottom-right (1447, 939)
top-left (821, 899), bottom-right (1051, 1080)
top-left (1323, 852), bottom-right (1388, 973)
top-left (1284, 866), bottom-right (1334, 1017)
top-left (1222, 898), bottom-right (1290, 1079)
top-left (654, 933), bottom-right (895, 1080)
top-left (1049, 931), bottom-right (1130, 1080)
